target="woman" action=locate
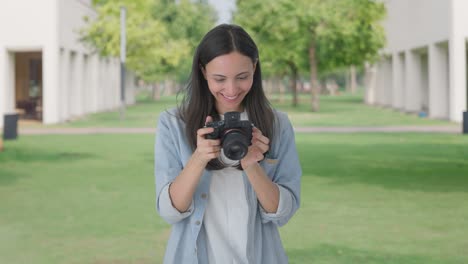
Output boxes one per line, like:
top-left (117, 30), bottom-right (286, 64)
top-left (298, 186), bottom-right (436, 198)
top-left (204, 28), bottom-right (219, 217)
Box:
top-left (155, 24), bottom-right (301, 264)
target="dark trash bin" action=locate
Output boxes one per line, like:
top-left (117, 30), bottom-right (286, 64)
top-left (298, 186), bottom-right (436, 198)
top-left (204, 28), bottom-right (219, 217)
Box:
top-left (464, 111), bottom-right (468, 134)
top-left (3, 113), bottom-right (19, 140)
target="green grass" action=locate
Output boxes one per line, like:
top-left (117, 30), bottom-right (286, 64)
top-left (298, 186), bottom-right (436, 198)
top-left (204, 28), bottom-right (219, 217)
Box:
top-left (1, 133), bottom-right (468, 263)
top-left (22, 92), bottom-right (457, 128)
top-left (270, 93), bottom-right (456, 127)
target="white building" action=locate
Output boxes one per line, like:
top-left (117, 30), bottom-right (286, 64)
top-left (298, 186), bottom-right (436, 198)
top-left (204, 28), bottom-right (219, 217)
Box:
top-left (0, 0), bottom-right (135, 127)
top-left (366, 0), bottom-right (468, 123)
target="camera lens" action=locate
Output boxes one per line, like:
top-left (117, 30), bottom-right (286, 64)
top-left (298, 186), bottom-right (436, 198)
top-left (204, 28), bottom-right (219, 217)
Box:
top-left (222, 130), bottom-right (250, 160)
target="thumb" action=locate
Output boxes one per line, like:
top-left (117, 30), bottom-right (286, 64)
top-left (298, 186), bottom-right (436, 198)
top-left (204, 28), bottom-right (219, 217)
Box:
top-left (205, 116), bottom-right (213, 125)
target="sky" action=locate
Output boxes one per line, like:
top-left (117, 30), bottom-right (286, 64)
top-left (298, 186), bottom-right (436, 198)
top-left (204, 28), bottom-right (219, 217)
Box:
top-left (207, 0), bottom-right (236, 24)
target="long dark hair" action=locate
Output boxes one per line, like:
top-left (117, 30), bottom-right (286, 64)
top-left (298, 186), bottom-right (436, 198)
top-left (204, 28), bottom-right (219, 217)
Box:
top-left (178, 24), bottom-right (275, 170)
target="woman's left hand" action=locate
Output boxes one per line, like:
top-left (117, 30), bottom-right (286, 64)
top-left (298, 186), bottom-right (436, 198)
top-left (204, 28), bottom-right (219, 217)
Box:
top-left (241, 127), bottom-right (270, 170)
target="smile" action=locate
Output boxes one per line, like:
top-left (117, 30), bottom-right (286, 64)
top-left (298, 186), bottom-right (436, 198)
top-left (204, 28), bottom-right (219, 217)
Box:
top-left (221, 93), bottom-right (239, 100)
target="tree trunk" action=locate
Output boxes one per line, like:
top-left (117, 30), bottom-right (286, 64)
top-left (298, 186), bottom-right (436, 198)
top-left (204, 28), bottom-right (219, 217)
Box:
top-left (264, 78), bottom-right (272, 99)
top-left (152, 83), bottom-right (160, 101)
top-left (165, 79), bottom-right (174, 96)
top-left (345, 69), bottom-right (351, 93)
top-left (350, 65), bottom-right (357, 94)
top-left (288, 62), bottom-right (298, 107)
top-left (309, 41), bottom-right (320, 111)
top-left (279, 78), bottom-right (285, 103)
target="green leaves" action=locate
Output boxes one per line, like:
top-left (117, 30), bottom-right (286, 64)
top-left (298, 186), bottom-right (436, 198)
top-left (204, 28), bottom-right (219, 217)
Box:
top-left (81, 0), bottom-right (216, 82)
top-left (235, 0), bottom-right (386, 75)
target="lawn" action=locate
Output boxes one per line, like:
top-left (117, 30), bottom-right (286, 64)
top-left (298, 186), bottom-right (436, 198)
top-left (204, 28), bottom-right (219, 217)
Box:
top-left (20, 91), bottom-right (457, 128)
top-left (2, 92), bottom-right (467, 263)
top-left (1, 133), bottom-right (468, 264)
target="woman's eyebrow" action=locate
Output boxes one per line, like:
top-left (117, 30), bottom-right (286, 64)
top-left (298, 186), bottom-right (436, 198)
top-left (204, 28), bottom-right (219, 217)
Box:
top-left (211, 71), bottom-right (250, 78)
top-left (212, 74), bottom-right (226, 78)
top-left (236, 71), bottom-right (250, 76)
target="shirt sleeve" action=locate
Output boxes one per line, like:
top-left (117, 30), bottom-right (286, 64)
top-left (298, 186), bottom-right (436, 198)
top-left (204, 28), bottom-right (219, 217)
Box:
top-left (258, 112), bottom-right (302, 227)
top-left (258, 184), bottom-right (294, 220)
top-left (158, 183), bottom-right (194, 223)
top-left (154, 111), bottom-right (193, 224)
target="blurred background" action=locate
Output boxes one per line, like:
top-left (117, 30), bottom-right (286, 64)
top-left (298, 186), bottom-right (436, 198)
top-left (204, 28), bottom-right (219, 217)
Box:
top-left (0, 0), bottom-right (467, 263)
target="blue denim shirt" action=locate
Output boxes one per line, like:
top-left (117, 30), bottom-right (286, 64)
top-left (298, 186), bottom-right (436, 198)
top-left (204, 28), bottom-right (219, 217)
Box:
top-left (155, 108), bottom-right (302, 264)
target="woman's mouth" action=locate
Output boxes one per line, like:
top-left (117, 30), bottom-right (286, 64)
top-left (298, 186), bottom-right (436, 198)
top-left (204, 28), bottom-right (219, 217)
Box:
top-left (221, 93), bottom-right (239, 101)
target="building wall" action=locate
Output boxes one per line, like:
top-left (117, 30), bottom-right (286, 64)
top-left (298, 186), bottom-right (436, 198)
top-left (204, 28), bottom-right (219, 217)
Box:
top-left (0, 0), bottom-right (135, 128)
top-left (383, 0), bottom-right (451, 53)
top-left (368, 0), bottom-right (468, 123)
top-left (0, 0), bottom-right (57, 126)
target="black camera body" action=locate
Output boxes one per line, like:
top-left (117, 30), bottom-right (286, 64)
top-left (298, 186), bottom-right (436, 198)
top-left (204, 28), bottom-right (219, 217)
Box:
top-left (205, 111), bottom-right (254, 161)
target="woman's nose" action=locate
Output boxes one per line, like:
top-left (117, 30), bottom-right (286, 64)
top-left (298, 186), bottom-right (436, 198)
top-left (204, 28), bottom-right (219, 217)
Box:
top-left (223, 80), bottom-right (238, 94)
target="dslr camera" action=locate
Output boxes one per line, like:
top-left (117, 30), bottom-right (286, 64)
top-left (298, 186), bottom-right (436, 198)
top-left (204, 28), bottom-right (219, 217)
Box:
top-left (205, 111), bottom-right (254, 160)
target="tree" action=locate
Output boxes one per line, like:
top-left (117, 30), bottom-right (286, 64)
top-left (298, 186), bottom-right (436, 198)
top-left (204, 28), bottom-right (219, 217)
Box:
top-left (235, 0), bottom-right (308, 107)
top-left (235, 0), bottom-right (386, 111)
top-left (151, 0), bottom-right (216, 85)
top-left (81, 0), bottom-right (216, 96)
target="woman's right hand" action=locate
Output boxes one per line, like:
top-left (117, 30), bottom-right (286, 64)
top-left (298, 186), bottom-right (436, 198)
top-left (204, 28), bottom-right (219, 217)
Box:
top-left (193, 116), bottom-right (221, 165)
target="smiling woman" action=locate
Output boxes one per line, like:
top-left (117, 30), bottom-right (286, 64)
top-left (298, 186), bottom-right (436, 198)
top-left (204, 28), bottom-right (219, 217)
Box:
top-left (201, 51), bottom-right (256, 113)
top-left (154, 24), bottom-right (302, 264)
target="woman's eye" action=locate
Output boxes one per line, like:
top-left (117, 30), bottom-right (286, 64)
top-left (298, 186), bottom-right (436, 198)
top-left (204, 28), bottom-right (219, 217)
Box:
top-left (237, 76), bottom-right (248, 80)
top-left (215, 79), bottom-right (225, 83)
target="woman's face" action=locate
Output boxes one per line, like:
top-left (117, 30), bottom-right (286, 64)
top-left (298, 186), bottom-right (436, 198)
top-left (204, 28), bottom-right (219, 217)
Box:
top-left (202, 51), bottom-right (256, 114)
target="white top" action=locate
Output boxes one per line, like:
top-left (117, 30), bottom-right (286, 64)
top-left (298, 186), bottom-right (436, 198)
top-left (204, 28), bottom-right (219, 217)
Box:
top-left (204, 165), bottom-right (249, 264)
top-left (203, 112), bottom-right (249, 264)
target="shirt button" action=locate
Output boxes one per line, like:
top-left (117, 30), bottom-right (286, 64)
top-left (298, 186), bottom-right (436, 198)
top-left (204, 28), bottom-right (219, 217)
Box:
top-left (195, 220), bottom-right (201, 225)
top-left (201, 193), bottom-right (207, 199)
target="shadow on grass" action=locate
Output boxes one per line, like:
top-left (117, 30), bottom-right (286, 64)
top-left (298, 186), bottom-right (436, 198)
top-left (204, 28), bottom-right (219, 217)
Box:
top-left (0, 168), bottom-right (25, 185)
top-left (0, 147), bottom-right (96, 163)
top-left (287, 244), bottom-right (458, 264)
top-left (0, 146), bottom-right (96, 185)
top-left (298, 136), bottom-right (468, 193)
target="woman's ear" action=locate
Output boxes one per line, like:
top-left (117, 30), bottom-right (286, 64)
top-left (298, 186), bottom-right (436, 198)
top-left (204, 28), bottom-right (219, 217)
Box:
top-left (200, 64), bottom-right (207, 80)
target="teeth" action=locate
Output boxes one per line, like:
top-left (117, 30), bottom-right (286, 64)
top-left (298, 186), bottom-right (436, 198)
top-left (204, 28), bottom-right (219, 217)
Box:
top-left (222, 94), bottom-right (238, 100)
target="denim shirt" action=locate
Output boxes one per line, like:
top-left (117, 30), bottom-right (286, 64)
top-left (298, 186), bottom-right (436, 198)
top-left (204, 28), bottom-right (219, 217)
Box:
top-left (154, 108), bottom-right (302, 264)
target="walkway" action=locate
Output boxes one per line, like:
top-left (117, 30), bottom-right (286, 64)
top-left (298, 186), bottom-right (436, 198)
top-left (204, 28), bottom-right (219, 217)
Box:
top-left (18, 125), bottom-right (462, 135)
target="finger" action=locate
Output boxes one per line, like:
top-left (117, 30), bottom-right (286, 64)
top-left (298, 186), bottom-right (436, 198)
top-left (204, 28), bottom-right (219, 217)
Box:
top-left (252, 127), bottom-right (262, 135)
top-left (198, 139), bottom-right (221, 148)
top-left (253, 141), bottom-right (269, 154)
top-left (252, 128), bottom-right (270, 144)
top-left (252, 133), bottom-right (270, 146)
top-left (205, 115), bottom-right (213, 125)
top-left (197, 127), bottom-right (215, 137)
top-left (249, 146), bottom-right (265, 161)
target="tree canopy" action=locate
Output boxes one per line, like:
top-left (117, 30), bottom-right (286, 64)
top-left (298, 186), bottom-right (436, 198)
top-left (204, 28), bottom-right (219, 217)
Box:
top-left (235, 0), bottom-right (386, 110)
top-left (81, 0), bottom-right (217, 83)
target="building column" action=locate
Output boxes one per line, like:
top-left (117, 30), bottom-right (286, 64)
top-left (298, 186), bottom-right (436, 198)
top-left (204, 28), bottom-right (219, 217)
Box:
top-left (405, 50), bottom-right (421, 112)
top-left (392, 52), bottom-right (405, 110)
top-left (82, 54), bottom-right (90, 114)
top-left (375, 60), bottom-right (385, 105)
top-left (429, 43), bottom-right (449, 119)
top-left (59, 48), bottom-right (70, 122)
top-left (69, 51), bottom-right (78, 117)
top-left (0, 49), bottom-right (5, 127)
top-left (43, 45), bottom-right (60, 124)
top-left (89, 54), bottom-right (99, 113)
top-left (364, 62), bottom-right (377, 105)
top-left (449, 0), bottom-right (468, 122)
top-left (383, 57), bottom-right (393, 107)
top-left (0, 49), bottom-right (16, 127)
top-left (75, 53), bottom-right (84, 116)
top-left (125, 70), bottom-right (135, 105)
top-left (99, 58), bottom-right (106, 111)
top-left (113, 58), bottom-right (120, 108)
